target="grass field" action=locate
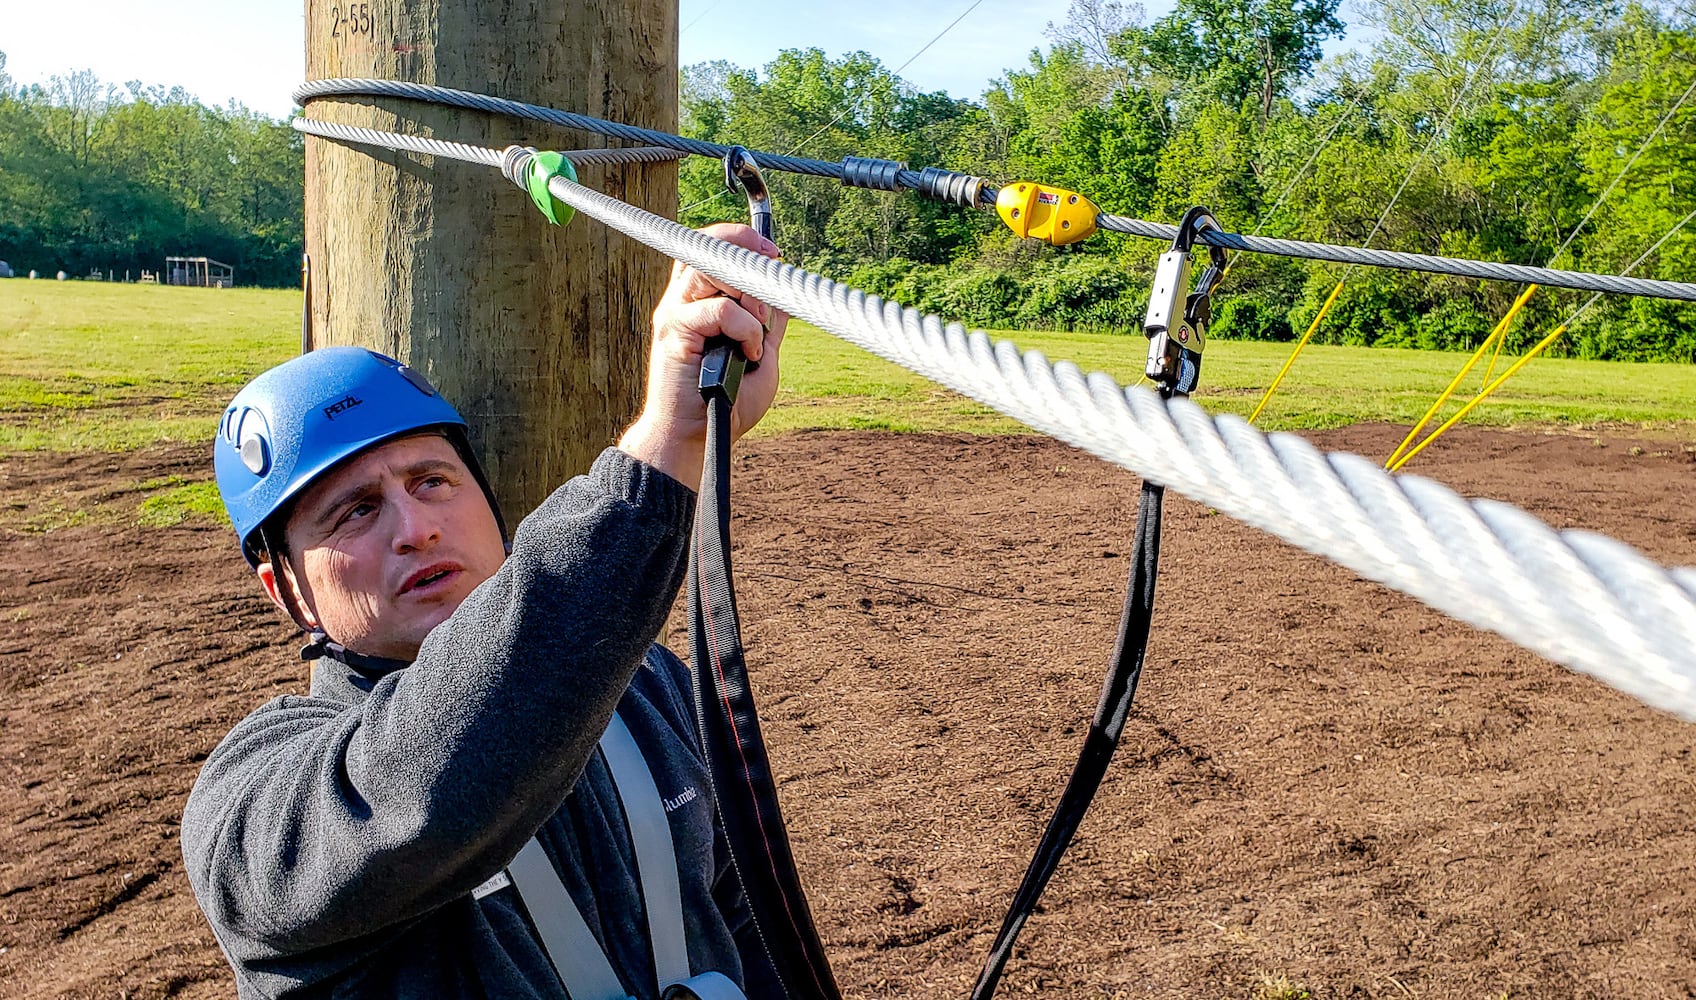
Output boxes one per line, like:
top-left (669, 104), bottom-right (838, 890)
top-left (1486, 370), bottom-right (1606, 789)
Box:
top-left (0, 282), bottom-right (298, 452)
top-left (4, 281), bottom-right (1694, 457)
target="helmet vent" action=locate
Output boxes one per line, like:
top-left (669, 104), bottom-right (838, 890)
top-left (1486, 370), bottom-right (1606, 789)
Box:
top-left (240, 432), bottom-right (270, 475)
top-left (398, 365), bottom-right (439, 397)
top-left (234, 407), bottom-right (272, 476)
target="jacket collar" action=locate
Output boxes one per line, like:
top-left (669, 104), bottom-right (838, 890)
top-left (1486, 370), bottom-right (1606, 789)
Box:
top-left (303, 631), bottom-right (410, 701)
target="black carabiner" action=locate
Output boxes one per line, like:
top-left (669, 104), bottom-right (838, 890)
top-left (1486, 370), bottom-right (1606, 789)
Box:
top-left (1174, 205), bottom-right (1228, 302)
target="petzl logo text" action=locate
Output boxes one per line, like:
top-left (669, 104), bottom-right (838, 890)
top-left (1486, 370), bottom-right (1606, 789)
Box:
top-left (323, 395), bottom-right (363, 420)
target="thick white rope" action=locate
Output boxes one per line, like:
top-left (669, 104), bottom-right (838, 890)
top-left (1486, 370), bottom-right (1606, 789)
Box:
top-left (522, 159), bottom-right (1696, 723)
top-left (291, 120), bottom-right (1696, 722)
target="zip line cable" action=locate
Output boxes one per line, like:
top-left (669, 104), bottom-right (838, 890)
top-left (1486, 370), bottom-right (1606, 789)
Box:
top-left (1387, 206), bottom-right (1696, 473)
top-left (679, 1), bottom-right (724, 36)
top-left (284, 121), bottom-right (684, 170)
top-left (1087, 211), bottom-right (1696, 296)
top-left (294, 78), bottom-right (1696, 302)
top-left (680, 0), bottom-right (990, 217)
top-left (1387, 65), bottom-right (1696, 467)
top-left (290, 108), bottom-right (1689, 468)
top-left (1249, 8), bottom-right (1518, 424)
top-left (512, 139), bottom-right (1696, 722)
top-left (292, 116), bottom-right (1696, 726)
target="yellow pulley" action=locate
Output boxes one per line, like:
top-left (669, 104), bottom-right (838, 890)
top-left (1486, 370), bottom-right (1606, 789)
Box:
top-left (995, 182), bottom-right (1098, 246)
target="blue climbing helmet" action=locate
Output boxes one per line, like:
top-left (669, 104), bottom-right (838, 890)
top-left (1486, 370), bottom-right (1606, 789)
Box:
top-left (214, 346), bottom-right (504, 567)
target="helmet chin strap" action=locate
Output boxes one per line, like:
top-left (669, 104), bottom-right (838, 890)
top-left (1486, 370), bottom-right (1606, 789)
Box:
top-left (260, 524), bottom-right (319, 635)
top-left (299, 629), bottom-right (411, 675)
top-left (262, 524), bottom-right (412, 675)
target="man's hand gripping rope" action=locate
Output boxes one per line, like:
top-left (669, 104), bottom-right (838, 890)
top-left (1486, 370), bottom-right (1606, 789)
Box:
top-left (617, 222), bottom-right (786, 488)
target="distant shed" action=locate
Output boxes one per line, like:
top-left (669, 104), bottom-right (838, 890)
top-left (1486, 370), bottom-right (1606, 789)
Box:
top-left (166, 257), bottom-right (234, 288)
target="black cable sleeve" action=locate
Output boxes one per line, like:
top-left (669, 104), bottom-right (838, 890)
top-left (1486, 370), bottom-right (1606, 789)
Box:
top-left (840, 156), bottom-right (906, 191)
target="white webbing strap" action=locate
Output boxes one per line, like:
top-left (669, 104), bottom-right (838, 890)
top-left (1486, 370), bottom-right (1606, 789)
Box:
top-left (505, 709), bottom-right (693, 999)
top-left (600, 710), bottom-right (691, 987)
top-left (509, 837), bottom-right (628, 1000)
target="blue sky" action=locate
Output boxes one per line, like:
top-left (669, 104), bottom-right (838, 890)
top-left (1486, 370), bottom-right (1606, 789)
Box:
top-left (0, 0), bottom-right (1140, 118)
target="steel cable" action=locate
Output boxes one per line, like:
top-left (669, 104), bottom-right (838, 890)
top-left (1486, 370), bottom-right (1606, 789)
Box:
top-left (294, 78), bottom-right (921, 185)
top-left (297, 123), bottom-right (1696, 722)
top-left (295, 78), bottom-right (1696, 302)
top-left (525, 159), bottom-right (1696, 722)
top-left (1091, 214), bottom-right (1696, 299)
top-left (290, 118), bottom-right (684, 168)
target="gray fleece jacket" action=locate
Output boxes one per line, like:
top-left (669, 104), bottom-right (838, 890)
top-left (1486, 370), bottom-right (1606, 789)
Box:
top-left (182, 448), bottom-right (779, 999)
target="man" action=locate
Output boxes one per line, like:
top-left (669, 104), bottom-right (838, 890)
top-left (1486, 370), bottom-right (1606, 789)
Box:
top-left (184, 224), bottom-right (786, 998)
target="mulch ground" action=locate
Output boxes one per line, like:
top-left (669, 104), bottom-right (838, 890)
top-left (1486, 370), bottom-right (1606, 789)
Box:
top-left (2, 425), bottom-right (1694, 999)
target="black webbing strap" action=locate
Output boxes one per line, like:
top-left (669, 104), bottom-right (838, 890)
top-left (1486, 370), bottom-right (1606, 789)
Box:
top-left (970, 480), bottom-right (1166, 1000)
top-left (688, 387), bottom-right (841, 1000)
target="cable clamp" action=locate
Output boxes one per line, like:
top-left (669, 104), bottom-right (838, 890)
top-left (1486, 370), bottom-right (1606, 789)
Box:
top-left (995, 181), bottom-right (1098, 245)
top-left (916, 167), bottom-right (987, 208)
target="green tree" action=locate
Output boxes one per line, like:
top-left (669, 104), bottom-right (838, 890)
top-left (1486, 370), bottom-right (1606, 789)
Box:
top-left (1119, 0), bottom-right (1345, 120)
top-left (0, 69), bottom-right (303, 285)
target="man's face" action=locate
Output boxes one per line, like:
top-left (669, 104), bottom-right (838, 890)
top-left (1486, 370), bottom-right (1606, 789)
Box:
top-left (258, 433), bottom-right (507, 661)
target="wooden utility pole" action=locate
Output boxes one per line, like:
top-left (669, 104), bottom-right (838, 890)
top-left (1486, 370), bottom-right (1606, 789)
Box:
top-left (304, 0), bottom-right (678, 521)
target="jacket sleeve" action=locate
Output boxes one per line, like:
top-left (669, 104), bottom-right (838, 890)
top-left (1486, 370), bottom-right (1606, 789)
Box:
top-left (182, 448), bottom-right (694, 961)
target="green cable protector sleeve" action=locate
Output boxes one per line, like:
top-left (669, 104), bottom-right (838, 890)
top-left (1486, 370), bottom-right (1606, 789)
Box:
top-left (526, 151), bottom-right (578, 226)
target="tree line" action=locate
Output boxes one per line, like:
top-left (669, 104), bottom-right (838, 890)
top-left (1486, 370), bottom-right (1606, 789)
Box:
top-left (0, 53), bottom-right (304, 288)
top-left (5, 0), bottom-right (1694, 361)
top-left (679, 0), bottom-right (1696, 362)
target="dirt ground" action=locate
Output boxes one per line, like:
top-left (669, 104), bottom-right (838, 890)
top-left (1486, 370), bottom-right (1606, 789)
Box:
top-left (2, 424), bottom-right (1694, 999)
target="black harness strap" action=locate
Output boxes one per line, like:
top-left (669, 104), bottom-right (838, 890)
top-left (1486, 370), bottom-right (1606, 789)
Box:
top-left (969, 479), bottom-right (1166, 1000)
top-left (689, 384), bottom-right (841, 1000)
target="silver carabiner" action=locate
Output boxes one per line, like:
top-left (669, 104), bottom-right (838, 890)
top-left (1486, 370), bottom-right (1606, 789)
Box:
top-left (1144, 207), bottom-right (1228, 398)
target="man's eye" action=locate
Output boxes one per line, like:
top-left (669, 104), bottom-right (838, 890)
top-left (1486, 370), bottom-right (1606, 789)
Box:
top-left (419, 475), bottom-right (450, 491)
top-left (344, 500), bottom-right (378, 522)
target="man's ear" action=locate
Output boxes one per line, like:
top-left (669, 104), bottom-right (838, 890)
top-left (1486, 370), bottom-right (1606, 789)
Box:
top-left (256, 559), bottom-right (318, 631)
